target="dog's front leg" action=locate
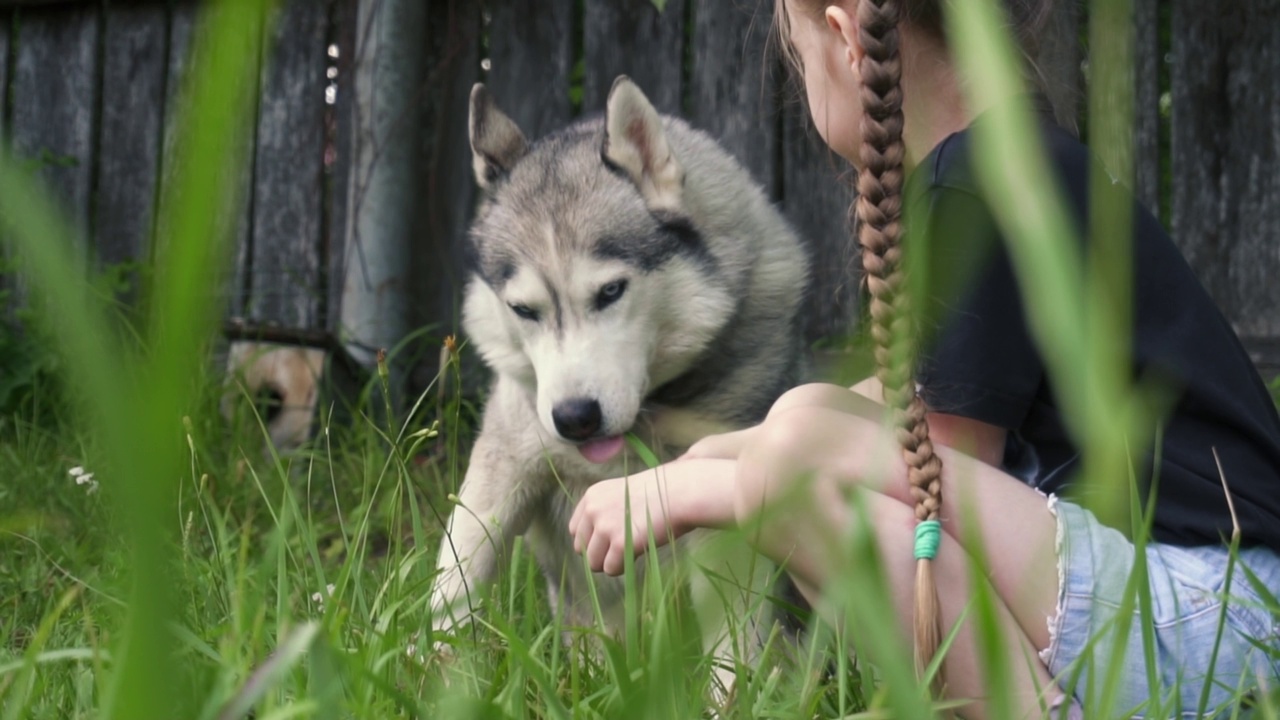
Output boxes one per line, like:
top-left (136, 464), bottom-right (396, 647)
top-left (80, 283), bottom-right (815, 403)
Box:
top-left (688, 538), bottom-right (778, 707)
top-left (430, 426), bottom-right (545, 640)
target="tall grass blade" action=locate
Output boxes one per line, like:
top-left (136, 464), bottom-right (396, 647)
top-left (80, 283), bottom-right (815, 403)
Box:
top-left (214, 621), bottom-right (319, 720)
top-left (1083, 0), bottom-right (1138, 527)
top-left (0, 1), bottom-right (274, 717)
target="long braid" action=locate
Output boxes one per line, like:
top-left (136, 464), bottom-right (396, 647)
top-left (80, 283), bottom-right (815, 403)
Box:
top-left (853, 0), bottom-right (945, 694)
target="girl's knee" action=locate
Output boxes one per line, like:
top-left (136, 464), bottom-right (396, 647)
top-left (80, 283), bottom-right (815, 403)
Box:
top-left (734, 409), bottom-right (816, 521)
top-left (733, 405), bottom-right (868, 522)
top-left (749, 406), bottom-right (828, 469)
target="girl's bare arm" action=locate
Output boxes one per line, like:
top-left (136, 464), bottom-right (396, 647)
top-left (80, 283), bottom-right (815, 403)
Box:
top-left (570, 458), bottom-right (739, 576)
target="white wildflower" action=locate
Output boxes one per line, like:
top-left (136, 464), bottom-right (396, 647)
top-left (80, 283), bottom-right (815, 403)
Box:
top-left (405, 643), bottom-right (425, 663)
top-left (313, 584), bottom-right (336, 613)
top-left (70, 466), bottom-right (99, 494)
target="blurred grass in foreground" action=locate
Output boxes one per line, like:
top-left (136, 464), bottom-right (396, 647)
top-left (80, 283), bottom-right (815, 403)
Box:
top-left (0, 1), bottom-right (272, 717)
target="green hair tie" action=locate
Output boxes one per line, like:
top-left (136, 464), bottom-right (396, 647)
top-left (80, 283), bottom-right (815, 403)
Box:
top-left (914, 519), bottom-right (942, 561)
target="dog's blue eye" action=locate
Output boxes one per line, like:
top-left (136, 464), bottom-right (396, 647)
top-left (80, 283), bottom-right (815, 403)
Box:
top-left (509, 303), bottom-right (539, 321)
top-left (596, 280), bottom-right (627, 310)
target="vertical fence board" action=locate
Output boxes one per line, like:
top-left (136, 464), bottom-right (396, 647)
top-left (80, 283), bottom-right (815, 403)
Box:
top-left (1221, 1), bottom-right (1280, 352)
top-left (328, 0), bottom-right (353, 334)
top-left (0, 11), bottom-right (10, 135)
top-left (412, 0), bottom-right (480, 349)
top-left (688, 0), bottom-right (775, 192)
top-left (94, 4), bottom-right (167, 274)
top-left (485, 0), bottom-right (573, 141)
top-left (1037, 0), bottom-right (1082, 134)
top-left (781, 100), bottom-right (857, 345)
top-left (1172, 0), bottom-right (1280, 369)
top-left (161, 1), bottom-right (261, 319)
top-left (10, 6), bottom-right (99, 249)
top-left (161, 3), bottom-right (195, 197)
top-left (248, 0), bottom-right (328, 329)
top-left (1132, 0), bottom-right (1161, 216)
top-left (0, 12), bottom-right (10, 315)
top-left (1170, 0), bottom-right (1229, 301)
top-left (583, 0), bottom-right (685, 115)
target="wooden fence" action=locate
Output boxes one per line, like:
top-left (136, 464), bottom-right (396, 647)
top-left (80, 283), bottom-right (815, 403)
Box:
top-left (1, 0), bottom-right (1278, 384)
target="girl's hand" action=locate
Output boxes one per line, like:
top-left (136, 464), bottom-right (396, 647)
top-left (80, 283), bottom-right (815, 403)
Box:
top-left (569, 459), bottom-right (738, 576)
top-left (570, 469), bottom-right (674, 576)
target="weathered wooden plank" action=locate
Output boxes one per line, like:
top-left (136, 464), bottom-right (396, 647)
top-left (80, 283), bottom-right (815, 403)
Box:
top-left (485, 0), bottom-right (573, 141)
top-left (328, 0), bottom-right (353, 334)
top-left (1171, 0), bottom-right (1280, 340)
top-left (688, 0), bottom-right (776, 193)
top-left (94, 3), bottom-right (167, 277)
top-left (247, 0), bottom-right (328, 330)
top-left (1036, 0), bottom-right (1082, 135)
top-left (10, 5), bottom-right (99, 248)
top-left (413, 0), bottom-right (480, 345)
top-left (160, 2), bottom-right (195, 177)
top-left (781, 98), bottom-right (858, 345)
top-left (1219, 0), bottom-right (1280, 340)
top-left (1169, 0), bottom-right (1228, 299)
top-left (0, 10), bottom-right (10, 134)
top-left (160, 1), bottom-right (262, 319)
top-left (583, 0), bottom-right (685, 115)
top-left (1, 11), bottom-right (10, 316)
top-left (1132, 0), bottom-right (1162, 217)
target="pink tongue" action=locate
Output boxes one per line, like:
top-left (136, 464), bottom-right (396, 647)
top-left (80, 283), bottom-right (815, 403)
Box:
top-left (579, 435), bottom-right (625, 464)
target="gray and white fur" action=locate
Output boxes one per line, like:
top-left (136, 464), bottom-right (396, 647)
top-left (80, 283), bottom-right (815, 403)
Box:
top-left (431, 76), bottom-right (810, 680)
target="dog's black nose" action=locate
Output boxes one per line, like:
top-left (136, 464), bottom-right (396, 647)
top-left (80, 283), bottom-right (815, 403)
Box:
top-left (552, 398), bottom-right (602, 441)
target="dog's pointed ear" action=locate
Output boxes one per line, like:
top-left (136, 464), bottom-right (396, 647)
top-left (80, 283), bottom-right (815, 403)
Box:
top-left (470, 83), bottom-right (528, 189)
top-left (602, 76), bottom-right (684, 212)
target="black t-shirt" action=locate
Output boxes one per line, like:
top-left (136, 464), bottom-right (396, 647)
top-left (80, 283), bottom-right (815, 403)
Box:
top-left (907, 108), bottom-right (1280, 554)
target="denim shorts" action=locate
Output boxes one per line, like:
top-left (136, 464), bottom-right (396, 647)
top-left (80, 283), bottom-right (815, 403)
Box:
top-left (1041, 497), bottom-right (1280, 718)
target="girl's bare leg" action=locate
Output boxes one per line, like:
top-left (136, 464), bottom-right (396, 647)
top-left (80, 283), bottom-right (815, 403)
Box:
top-left (732, 402), bottom-right (1067, 719)
top-left (703, 384), bottom-right (1060, 651)
top-left (750, 483), bottom-right (1059, 719)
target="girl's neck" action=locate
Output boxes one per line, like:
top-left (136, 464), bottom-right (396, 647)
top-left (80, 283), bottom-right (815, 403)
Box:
top-left (899, 29), bottom-right (982, 171)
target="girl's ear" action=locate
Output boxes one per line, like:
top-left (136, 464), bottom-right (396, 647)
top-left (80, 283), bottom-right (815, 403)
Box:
top-left (824, 4), bottom-right (864, 68)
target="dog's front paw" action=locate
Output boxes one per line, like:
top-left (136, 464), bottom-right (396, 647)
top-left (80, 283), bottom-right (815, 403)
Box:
top-left (428, 603), bottom-right (479, 661)
top-left (431, 637), bottom-right (458, 665)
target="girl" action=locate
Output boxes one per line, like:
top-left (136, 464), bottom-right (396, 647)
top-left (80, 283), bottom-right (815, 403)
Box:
top-left (569, 1), bottom-right (1280, 717)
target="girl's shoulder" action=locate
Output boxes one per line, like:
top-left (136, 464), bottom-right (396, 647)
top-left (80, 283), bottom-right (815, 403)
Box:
top-left (916, 106), bottom-right (1089, 204)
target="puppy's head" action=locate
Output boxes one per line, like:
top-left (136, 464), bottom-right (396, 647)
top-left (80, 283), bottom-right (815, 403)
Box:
top-left (461, 78), bottom-right (734, 457)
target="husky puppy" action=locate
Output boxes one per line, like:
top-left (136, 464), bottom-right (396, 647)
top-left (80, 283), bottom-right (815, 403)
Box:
top-left (431, 76), bottom-right (810, 675)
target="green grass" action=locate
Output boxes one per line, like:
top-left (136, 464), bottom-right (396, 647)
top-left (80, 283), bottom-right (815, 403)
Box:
top-left (0, 351), bottom-right (894, 719)
top-left (1, 0), bottom-right (1278, 718)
